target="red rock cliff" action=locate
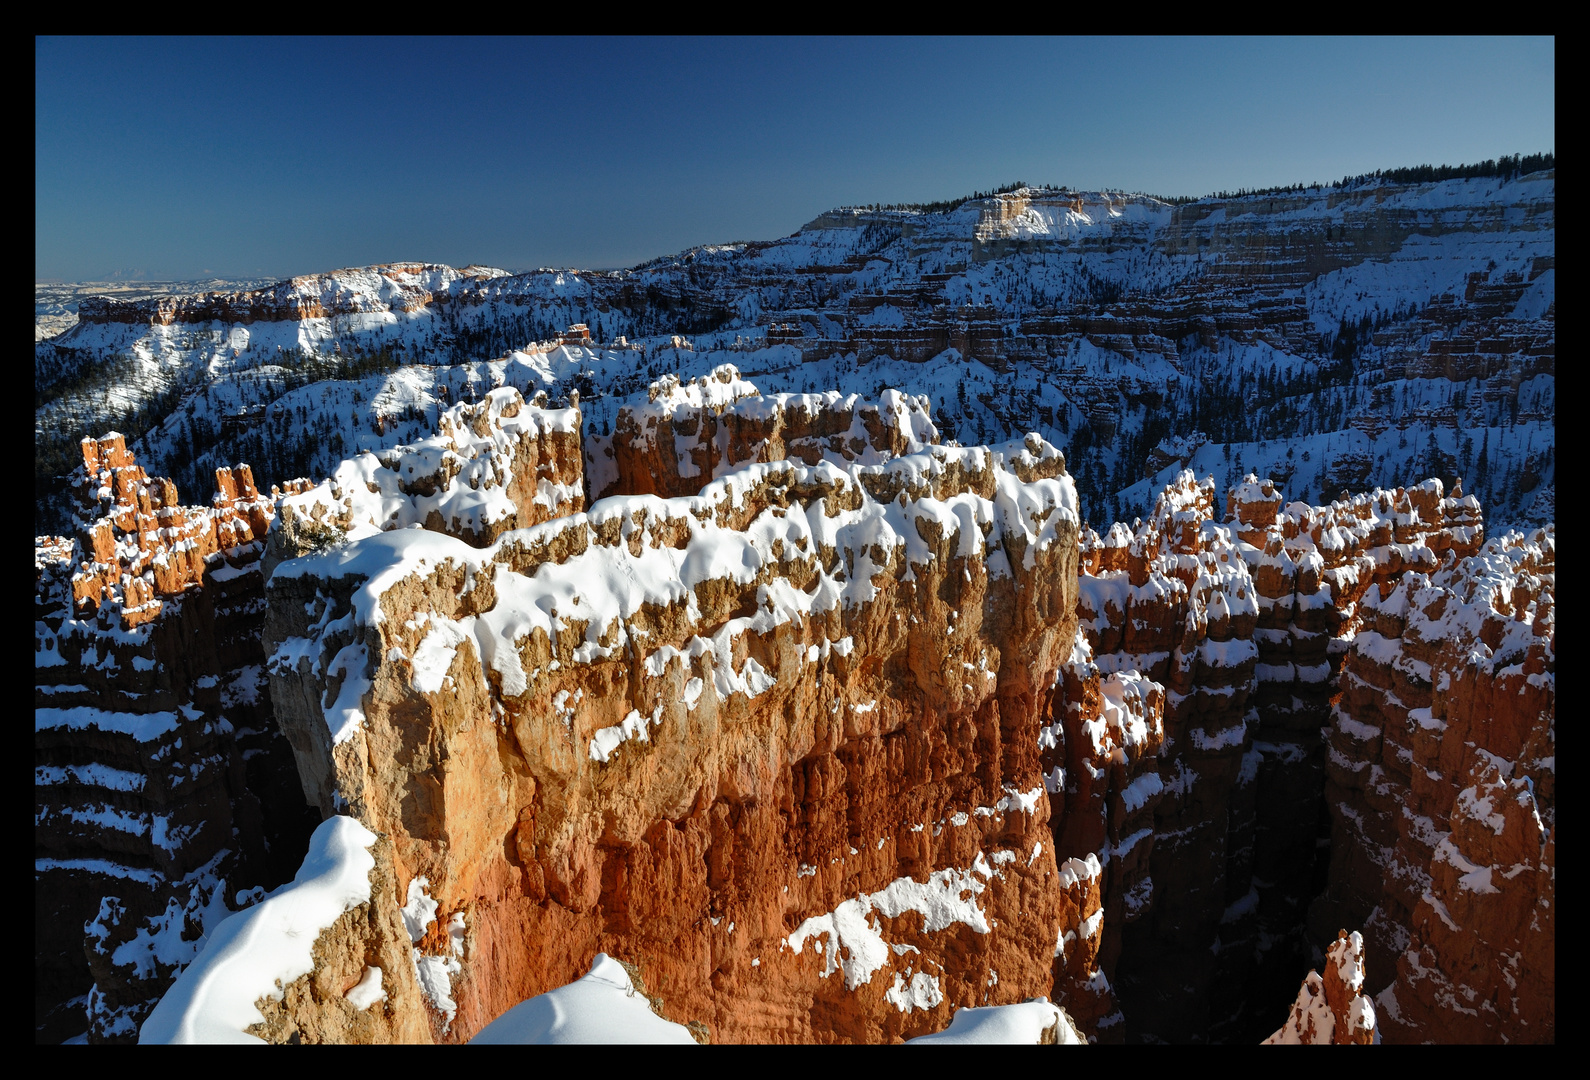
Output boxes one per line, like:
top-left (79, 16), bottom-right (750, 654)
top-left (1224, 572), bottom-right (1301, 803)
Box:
top-left (237, 377), bottom-right (1086, 1043)
top-left (1315, 526), bottom-right (1553, 1043)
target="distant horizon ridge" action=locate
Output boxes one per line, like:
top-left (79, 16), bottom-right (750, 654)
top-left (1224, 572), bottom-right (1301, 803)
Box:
top-left (40, 150), bottom-right (1555, 290)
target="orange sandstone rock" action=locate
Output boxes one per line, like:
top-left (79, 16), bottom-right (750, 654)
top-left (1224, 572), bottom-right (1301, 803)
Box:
top-left (1263, 929), bottom-right (1377, 1044)
top-left (256, 379), bottom-right (1084, 1043)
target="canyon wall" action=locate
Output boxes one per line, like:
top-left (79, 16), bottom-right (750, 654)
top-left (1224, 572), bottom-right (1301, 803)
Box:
top-left (41, 367), bottom-right (1552, 1043)
top-left (34, 436), bottom-right (317, 1042)
top-left (1312, 525), bottom-right (1554, 1043)
top-left (1045, 472), bottom-right (1258, 1041)
top-left (236, 373), bottom-right (1084, 1042)
top-left (1016, 463), bottom-right (1540, 1044)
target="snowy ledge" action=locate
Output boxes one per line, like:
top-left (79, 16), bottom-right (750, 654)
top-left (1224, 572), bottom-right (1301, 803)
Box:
top-left (907, 999), bottom-right (1086, 1044)
top-left (470, 953), bottom-right (696, 1044)
top-left (139, 816), bottom-right (378, 1044)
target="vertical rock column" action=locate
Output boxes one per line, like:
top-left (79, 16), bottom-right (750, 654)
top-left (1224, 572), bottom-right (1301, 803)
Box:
top-left (1357, 529), bottom-right (1554, 1043)
top-left (1052, 471), bottom-right (1260, 1042)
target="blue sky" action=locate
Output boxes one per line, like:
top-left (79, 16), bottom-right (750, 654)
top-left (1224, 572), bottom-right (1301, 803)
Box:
top-left (35, 36), bottom-right (1554, 281)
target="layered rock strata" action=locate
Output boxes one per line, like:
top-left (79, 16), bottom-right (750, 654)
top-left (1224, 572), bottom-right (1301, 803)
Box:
top-left (1043, 468), bottom-right (1518, 1043)
top-left (589, 365), bottom-right (938, 503)
top-left (34, 436), bottom-right (316, 1042)
top-left (1062, 472), bottom-right (1260, 1042)
top-left (1312, 527), bottom-right (1553, 1043)
top-left (243, 376), bottom-right (1085, 1043)
top-left (54, 372), bottom-right (1553, 1043)
top-left (1205, 475), bottom-right (1485, 1036)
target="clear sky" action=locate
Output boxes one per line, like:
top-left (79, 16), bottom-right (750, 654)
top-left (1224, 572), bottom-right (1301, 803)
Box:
top-left (35, 36), bottom-right (1554, 282)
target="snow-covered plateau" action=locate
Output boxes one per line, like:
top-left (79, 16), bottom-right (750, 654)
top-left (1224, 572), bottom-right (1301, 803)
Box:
top-left (36, 170), bottom-right (1553, 539)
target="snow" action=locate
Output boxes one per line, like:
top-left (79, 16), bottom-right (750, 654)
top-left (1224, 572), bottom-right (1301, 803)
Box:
top-left (975, 784), bottom-right (1045, 817)
top-left (1349, 995), bottom-right (1377, 1042)
top-left (415, 953), bottom-right (462, 1031)
top-left (884, 971), bottom-right (945, 1013)
top-left (786, 852), bottom-right (1012, 990)
top-left (401, 877), bottom-right (465, 1030)
top-left (1101, 828), bottom-right (1152, 866)
top-left (469, 954), bottom-right (695, 1044)
top-left (1434, 836), bottom-right (1502, 895)
top-left (34, 858), bottom-right (162, 885)
top-left (140, 816), bottom-right (378, 1044)
top-left (322, 643), bottom-right (371, 745)
top-left (1056, 853), bottom-right (1102, 891)
top-left (401, 876), bottom-right (439, 943)
top-left (1263, 971), bottom-right (1334, 1045)
top-left (1191, 719), bottom-right (1248, 752)
top-left (1118, 771), bottom-right (1163, 815)
top-left (39, 803), bottom-right (152, 845)
top-left (344, 966), bottom-right (386, 1011)
top-left (1456, 782), bottom-right (1507, 839)
top-left (908, 999), bottom-right (1085, 1044)
top-left (410, 615), bottom-right (472, 694)
top-left (589, 706), bottom-right (664, 763)
top-left (35, 705), bottom-right (181, 740)
top-left (34, 762), bottom-right (146, 793)
top-left (1331, 930), bottom-right (1367, 995)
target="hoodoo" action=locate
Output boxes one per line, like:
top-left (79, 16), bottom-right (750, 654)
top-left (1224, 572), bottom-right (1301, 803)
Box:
top-left (34, 436), bottom-right (317, 1041)
top-left (36, 367), bottom-right (1554, 1043)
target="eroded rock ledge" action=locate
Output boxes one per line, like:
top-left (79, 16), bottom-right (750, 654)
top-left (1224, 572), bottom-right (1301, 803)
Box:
top-left (46, 365), bottom-right (1551, 1044)
top-left (254, 369), bottom-right (1081, 1042)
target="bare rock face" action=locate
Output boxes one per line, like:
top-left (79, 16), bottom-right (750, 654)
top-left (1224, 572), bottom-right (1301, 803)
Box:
top-left (1263, 929), bottom-right (1377, 1044)
top-left (1314, 527), bottom-right (1554, 1043)
top-left (33, 436), bottom-right (317, 1043)
top-left (249, 375), bottom-right (1084, 1043)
